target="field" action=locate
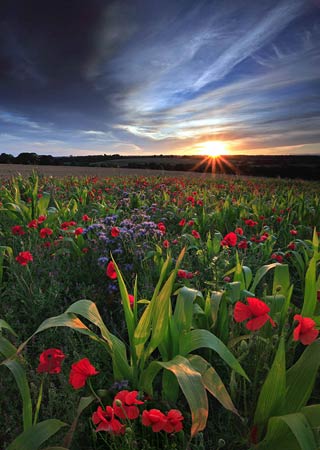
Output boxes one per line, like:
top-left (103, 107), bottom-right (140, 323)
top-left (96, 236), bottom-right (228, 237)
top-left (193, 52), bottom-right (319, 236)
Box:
top-left (0, 171), bottom-right (320, 450)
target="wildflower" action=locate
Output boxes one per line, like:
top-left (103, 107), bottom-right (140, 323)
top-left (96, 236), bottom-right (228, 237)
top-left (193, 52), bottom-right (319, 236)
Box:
top-left (221, 232), bottom-right (237, 247)
top-left (245, 219), bottom-right (257, 227)
top-left (157, 222), bottom-right (166, 234)
top-left (163, 239), bottom-right (170, 248)
top-left (38, 215), bottom-right (46, 223)
top-left (142, 409), bottom-right (167, 432)
top-left (192, 230), bottom-right (200, 239)
top-left (37, 348), bottom-right (65, 374)
top-left (16, 251), bottom-right (33, 266)
top-left (128, 294), bottom-right (134, 308)
top-left (187, 220), bottom-right (194, 226)
top-left (234, 297), bottom-right (276, 331)
top-left (113, 390), bottom-right (144, 420)
top-left (92, 405), bottom-right (125, 434)
top-left (39, 227), bottom-right (53, 239)
top-left (235, 227), bottom-right (244, 235)
top-left (290, 229), bottom-right (298, 236)
top-left (82, 247), bottom-right (89, 253)
top-left (293, 315), bottom-right (319, 345)
top-left (28, 219), bottom-right (38, 228)
top-left (106, 261), bottom-right (117, 279)
top-left (287, 242), bottom-right (296, 251)
top-left (82, 214), bottom-right (90, 221)
top-left (238, 240), bottom-right (248, 249)
top-left (69, 358), bottom-right (99, 389)
top-left (163, 409), bottom-right (184, 433)
top-left (271, 253), bottom-right (283, 263)
top-left (111, 226), bottom-right (120, 237)
top-left (11, 225), bottom-right (25, 236)
top-left (74, 227), bottom-right (83, 236)
top-left (179, 218), bottom-right (186, 226)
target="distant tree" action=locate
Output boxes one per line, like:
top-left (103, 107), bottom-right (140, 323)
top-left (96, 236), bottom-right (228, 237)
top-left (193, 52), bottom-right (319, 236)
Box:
top-left (15, 152), bottom-right (39, 165)
top-left (0, 153), bottom-right (15, 163)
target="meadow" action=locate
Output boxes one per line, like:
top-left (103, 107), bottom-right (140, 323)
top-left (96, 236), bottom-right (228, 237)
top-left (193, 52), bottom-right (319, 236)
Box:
top-left (0, 170), bottom-right (320, 450)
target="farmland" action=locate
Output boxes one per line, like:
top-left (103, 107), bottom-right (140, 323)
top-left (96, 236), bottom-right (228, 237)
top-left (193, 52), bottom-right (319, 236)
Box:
top-left (0, 171), bottom-right (320, 450)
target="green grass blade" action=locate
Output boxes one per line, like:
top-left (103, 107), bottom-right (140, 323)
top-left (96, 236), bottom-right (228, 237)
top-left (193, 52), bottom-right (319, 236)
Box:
top-left (251, 263), bottom-right (281, 293)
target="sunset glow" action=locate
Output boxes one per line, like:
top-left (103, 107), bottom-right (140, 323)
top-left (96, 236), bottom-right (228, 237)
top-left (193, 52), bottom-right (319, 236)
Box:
top-left (196, 141), bottom-right (230, 158)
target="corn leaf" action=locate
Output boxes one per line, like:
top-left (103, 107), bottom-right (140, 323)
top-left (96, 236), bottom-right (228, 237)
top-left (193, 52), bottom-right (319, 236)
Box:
top-left (188, 354), bottom-right (239, 416)
top-left (254, 337), bottom-right (286, 431)
top-left (179, 329), bottom-right (248, 380)
top-left (284, 340), bottom-right (320, 414)
top-left (7, 419), bottom-right (67, 450)
top-left (141, 355), bottom-right (208, 438)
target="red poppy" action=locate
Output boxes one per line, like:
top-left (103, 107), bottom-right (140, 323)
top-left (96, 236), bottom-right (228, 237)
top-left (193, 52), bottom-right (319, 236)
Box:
top-left (39, 227), bottom-right (53, 239)
top-left (37, 348), bottom-right (65, 374)
top-left (69, 358), bottom-right (99, 389)
top-left (142, 409), bottom-right (167, 432)
top-left (192, 230), bottom-right (200, 239)
top-left (235, 227), bottom-right (244, 235)
top-left (290, 229), bottom-right (298, 236)
top-left (74, 227), bottom-right (83, 236)
top-left (245, 219), bottom-right (257, 227)
top-left (106, 261), bottom-right (117, 279)
top-left (111, 227), bottom-right (120, 237)
top-left (38, 215), bottom-right (46, 223)
top-left (163, 409), bottom-right (184, 433)
top-left (293, 315), bottom-right (319, 345)
top-left (11, 225), bottom-right (25, 236)
top-left (113, 390), bottom-right (144, 420)
top-left (163, 239), bottom-right (170, 248)
top-left (287, 242), bottom-right (296, 251)
top-left (92, 405), bottom-right (125, 435)
top-left (82, 214), bottom-right (90, 222)
top-left (179, 218), bottom-right (186, 226)
top-left (271, 253), bottom-right (283, 263)
top-left (157, 222), bottom-right (166, 234)
top-left (221, 232), bottom-right (237, 247)
top-left (28, 219), bottom-right (38, 228)
top-left (15, 251), bottom-right (33, 266)
top-left (128, 294), bottom-right (134, 308)
top-left (234, 297), bottom-right (276, 331)
top-left (187, 220), bottom-right (194, 226)
top-left (238, 240), bottom-right (248, 249)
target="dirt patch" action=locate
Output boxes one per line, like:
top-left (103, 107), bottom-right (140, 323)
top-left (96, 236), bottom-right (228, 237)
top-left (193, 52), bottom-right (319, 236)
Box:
top-left (0, 164), bottom-right (222, 179)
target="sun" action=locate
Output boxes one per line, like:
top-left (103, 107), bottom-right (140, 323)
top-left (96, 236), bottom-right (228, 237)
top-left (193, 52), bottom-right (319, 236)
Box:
top-left (196, 140), bottom-right (229, 158)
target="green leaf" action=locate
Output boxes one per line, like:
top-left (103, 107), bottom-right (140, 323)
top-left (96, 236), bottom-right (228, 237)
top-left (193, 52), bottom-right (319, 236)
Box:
top-left (254, 337), bottom-right (286, 431)
top-left (301, 231), bottom-right (319, 316)
top-left (133, 253), bottom-right (172, 359)
top-left (257, 412), bottom-right (318, 450)
top-left (174, 287), bottom-right (201, 333)
top-left (2, 357), bottom-right (33, 431)
top-left (63, 395), bottom-right (95, 448)
top-left (0, 318), bottom-right (17, 336)
top-left (250, 263), bottom-right (281, 293)
top-left (188, 354), bottom-right (239, 416)
top-left (141, 355), bottom-right (208, 438)
top-left (284, 340), bottom-right (320, 414)
top-left (179, 329), bottom-right (248, 380)
top-left (7, 419), bottom-right (67, 450)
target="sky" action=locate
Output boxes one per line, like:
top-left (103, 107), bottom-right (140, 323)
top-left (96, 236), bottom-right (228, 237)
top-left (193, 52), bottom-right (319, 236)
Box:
top-left (0, 0), bottom-right (320, 157)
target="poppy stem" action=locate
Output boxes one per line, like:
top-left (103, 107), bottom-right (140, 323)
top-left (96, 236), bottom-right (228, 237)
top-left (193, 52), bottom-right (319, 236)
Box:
top-left (87, 378), bottom-right (104, 407)
top-left (33, 374), bottom-right (45, 425)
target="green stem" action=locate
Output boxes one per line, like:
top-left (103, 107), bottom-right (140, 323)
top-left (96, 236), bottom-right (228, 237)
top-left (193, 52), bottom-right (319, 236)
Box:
top-left (87, 378), bottom-right (104, 408)
top-left (33, 375), bottom-right (45, 425)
